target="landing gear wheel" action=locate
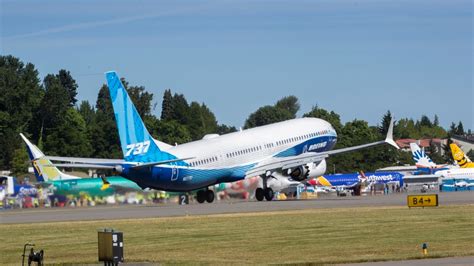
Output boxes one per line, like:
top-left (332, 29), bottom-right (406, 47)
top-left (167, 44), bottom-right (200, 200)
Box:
top-left (255, 188), bottom-right (264, 201)
top-left (196, 190), bottom-right (206, 203)
top-left (264, 188), bottom-right (274, 201)
top-left (206, 190), bottom-right (215, 203)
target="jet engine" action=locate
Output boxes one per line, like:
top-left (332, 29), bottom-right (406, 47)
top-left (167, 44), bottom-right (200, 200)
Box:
top-left (288, 160), bottom-right (327, 181)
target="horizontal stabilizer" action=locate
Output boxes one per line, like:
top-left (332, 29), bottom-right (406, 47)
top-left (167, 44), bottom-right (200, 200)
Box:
top-left (46, 163), bottom-right (117, 169)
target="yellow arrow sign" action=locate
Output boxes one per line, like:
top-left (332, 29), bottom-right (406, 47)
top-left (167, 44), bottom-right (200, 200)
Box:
top-left (407, 194), bottom-right (438, 207)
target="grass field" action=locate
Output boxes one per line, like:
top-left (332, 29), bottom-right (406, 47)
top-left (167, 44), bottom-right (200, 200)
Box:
top-left (1, 204), bottom-right (473, 265)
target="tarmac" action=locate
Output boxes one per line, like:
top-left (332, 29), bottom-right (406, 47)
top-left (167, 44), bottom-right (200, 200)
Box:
top-left (1, 191), bottom-right (473, 224)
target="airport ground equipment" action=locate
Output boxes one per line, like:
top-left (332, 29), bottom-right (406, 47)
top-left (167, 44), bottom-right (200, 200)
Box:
top-left (98, 229), bottom-right (124, 266)
top-left (407, 194), bottom-right (438, 208)
top-left (422, 243), bottom-right (428, 256)
top-left (22, 243), bottom-right (44, 266)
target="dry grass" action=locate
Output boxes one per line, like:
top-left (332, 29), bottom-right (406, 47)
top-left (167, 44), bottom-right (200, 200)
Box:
top-left (1, 204), bottom-right (473, 265)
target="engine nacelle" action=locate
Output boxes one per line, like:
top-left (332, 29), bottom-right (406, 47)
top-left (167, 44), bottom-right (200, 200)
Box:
top-left (288, 160), bottom-right (327, 181)
top-left (113, 165), bottom-right (123, 174)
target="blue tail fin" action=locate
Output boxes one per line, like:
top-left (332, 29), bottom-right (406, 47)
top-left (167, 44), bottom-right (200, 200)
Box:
top-left (105, 71), bottom-right (178, 163)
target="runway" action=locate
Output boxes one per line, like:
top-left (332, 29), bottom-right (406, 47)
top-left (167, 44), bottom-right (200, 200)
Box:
top-left (1, 191), bottom-right (473, 224)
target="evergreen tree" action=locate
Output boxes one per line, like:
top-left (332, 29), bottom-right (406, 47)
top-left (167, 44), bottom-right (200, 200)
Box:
top-left (57, 69), bottom-right (78, 106)
top-left (419, 115), bottom-right (432, 128)
top-left (11, 147), bottom-right (29, 176)
top-left (43, 108), bottom-right (93, 157)
top-left (217, 124), bottom-right (237, 135)
top-left (0, 55), bottom-right (42, 169)
top-left (433, 114), bottom-right (439, 127)
top-left (40, 74), bottom-right (70, 132)
top-left (171, 93), bottom-right (190, 125)
top-left (449, 122), bottom-right (457, 135)
top-left (378, 110), bottom-right (392, 135)
top-left (89, 85), bottom-right (122, 158)
top-left (127, 85), bottom-right (154, 118)
top-left (187, 102), bottom-right (219, 140)
top-left (161, 89), bottom-right (173, 120)
top-left (78, 100), bottom-right (95, 126)
top-left (456, 121), bottom-right (464, 135)
top-left (442, 138), bottom-right (454, 164)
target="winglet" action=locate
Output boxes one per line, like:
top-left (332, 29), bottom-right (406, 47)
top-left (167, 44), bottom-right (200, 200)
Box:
top-left (100, 176), bottom-right (111, 191)
top-left (20, 133), bottom-right (45, 160)
top-left (384, 118), bottom-right (399, 149)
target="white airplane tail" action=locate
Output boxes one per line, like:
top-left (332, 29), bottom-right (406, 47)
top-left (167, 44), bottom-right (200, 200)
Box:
top-left (410, 143), bottom-right (436, 168)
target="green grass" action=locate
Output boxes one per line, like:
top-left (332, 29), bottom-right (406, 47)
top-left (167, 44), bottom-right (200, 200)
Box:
top-left (1, 205), bottom-right (473, 265)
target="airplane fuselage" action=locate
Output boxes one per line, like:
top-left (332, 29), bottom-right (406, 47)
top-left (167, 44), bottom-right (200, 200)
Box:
top-left (49, 176), bottom-right (141, 197)
top-left (437, 168), bottom-right (474, 180)
top-left (314, 172), bottom-right (404, 188)
top-left (122, 118), bottom-right (337, 191)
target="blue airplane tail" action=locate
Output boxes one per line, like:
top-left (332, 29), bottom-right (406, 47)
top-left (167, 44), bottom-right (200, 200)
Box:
top-left (105, 71), bottom-right (177, 163)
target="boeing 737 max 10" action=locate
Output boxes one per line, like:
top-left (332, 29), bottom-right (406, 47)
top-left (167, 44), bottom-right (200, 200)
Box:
top-left (44, 71), bottom-right (399, 203)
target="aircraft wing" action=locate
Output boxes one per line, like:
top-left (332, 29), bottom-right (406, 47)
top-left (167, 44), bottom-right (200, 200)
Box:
top-left (246, 119), bottom-right (398, 178)
top-left (326, 119), bottom-right (398, 156)
top-left (45, 156), bottom-right (193, 170)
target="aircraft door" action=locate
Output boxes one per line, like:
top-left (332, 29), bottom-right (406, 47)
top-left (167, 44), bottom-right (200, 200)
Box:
top-left (171, 166), bottom-right (179, 181)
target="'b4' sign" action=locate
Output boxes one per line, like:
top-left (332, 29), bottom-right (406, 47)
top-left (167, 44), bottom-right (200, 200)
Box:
top-left (407, 194), bottom-right (438, 208)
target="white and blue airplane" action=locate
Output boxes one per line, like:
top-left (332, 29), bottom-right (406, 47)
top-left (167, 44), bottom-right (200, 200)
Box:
top-left (46, 71), bottom-right (398, 203)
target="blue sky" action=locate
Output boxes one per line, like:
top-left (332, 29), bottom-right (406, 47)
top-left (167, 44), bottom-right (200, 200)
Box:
top-left (1, 0), bottom-right (472, 130)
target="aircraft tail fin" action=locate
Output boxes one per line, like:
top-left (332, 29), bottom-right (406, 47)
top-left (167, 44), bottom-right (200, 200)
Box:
top-left (20, 133), bottom-right (77, 182)
top-left (410, 143), bottom-right (436, 168)
top-left (450, 143), bottom-right (474, 168)
top-left (105, 71), bottom-right (179, 163)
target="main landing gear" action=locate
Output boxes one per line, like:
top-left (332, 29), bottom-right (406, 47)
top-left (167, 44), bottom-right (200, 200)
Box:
top-left (196, 189), bottom-right (214, 203)
top-left (256, 173), bottom-right (274, 201)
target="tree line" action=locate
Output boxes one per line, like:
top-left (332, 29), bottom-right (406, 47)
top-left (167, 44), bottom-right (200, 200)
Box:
top-left (0, 55), bottom-right (469, 176)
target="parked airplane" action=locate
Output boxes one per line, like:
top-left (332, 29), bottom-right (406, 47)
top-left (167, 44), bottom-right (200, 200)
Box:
top-left (309, 171), bottom-right (404, 188)
top-left (20, 133), bottom-right (142, 197)
top-left (377, 142), bottom-right (445, 173)
top-left (435, 168), bottom-right (474, 181)
top-left (450, 143), bottom-right (474, 168)
top-left (409, 143), bottom-right (451, 174)
top-left (0, 175), bottom-right (37, 199)
top-left (403, 142), bottom-right (474, 184)
top-left (44, 71), bottom-right (398, 203)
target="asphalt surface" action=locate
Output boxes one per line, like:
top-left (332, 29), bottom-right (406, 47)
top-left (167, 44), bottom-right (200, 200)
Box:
top-left (1, 191), bottom-right (473, 224)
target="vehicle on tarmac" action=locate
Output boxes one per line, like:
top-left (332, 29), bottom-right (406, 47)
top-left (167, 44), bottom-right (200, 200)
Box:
top-left (42, 71), bottom-right (398, 203)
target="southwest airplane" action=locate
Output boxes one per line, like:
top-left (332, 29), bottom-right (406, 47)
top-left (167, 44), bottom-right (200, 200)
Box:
top-left (45, 71), bottom-right (398, 203)
top-left (20, 133), bottom-right (142, 197)
top-left (309, 171), bottom-right (404, 188)
top-left (0, 175), bottom-right (37, 199)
